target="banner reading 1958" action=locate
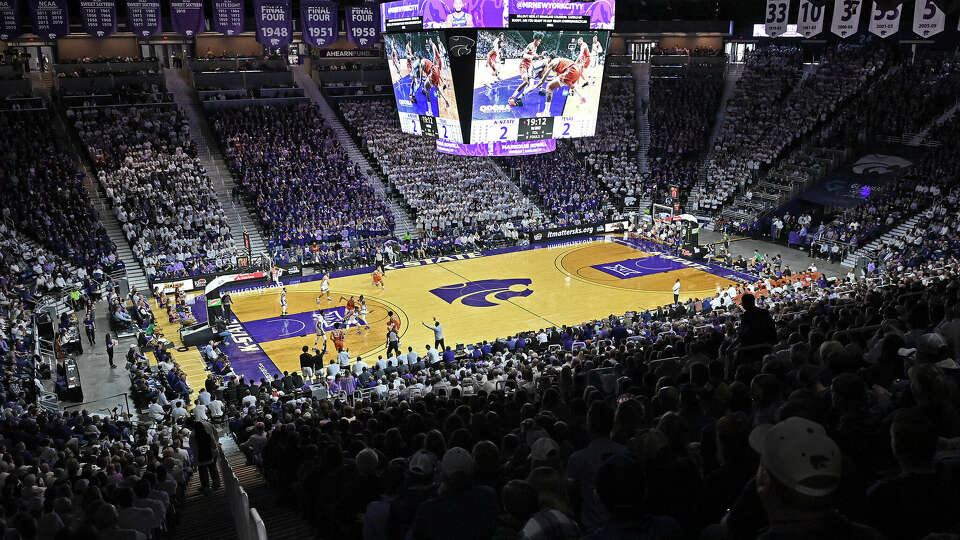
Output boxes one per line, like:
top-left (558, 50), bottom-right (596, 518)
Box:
top-left (254, 0), bottom-right (293, 48)
top-left (300, 0), bottom-right (337, 48)
top-left (346, 0), bottom-right (379, 46)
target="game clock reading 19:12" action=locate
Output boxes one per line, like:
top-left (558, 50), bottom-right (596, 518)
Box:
top-left (517, 117), bottom-right (554, 141)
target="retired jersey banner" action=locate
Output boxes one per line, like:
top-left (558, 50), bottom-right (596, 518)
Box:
top-left (797, 0), bottom-right (824, 37)
top-left (831, 0), bottom-right (863, 37)
top-left (170, 0), bottom-right (204, 37)
top-left (0, 0), bottom-right (20, 40)
top-left (254, 0), bottom-right (292, 48)
top-left (912, 0), bottom-right (945, 37)
top-left (30, 0), bottom-right (69, 40)
top-left (126, 0), bottom-right (161, 36)
top-left (300, 0), bottom-right (337, 48)
top-left (764, 0), bottom-right (790, 37)
top-left (346, 0), bottom-right (379, 47)
top-left (212, 0), bottom-right (243, 35)
top-left (79, 0), bottom-right (117, 37)
top-left (867, 1), bottom-right (900, 37)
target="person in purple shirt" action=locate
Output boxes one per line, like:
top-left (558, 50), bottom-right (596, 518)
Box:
top-left (442, 346), bottom-right (456, 364)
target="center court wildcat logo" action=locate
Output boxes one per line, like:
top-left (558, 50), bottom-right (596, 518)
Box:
top-left (430, 279), bottom-right (533, 308)
top-left (852, 154), bottom-right (912, 175)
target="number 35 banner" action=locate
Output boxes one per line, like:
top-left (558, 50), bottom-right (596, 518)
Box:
top-left (346, 0), bottom-right (380, 46)
top-left (831, 0), bottom-right (863, 37)
top-left (301, 0), bottom-right (337, 48)
top-left (764, 0), bottom-right (791, 37)
top-left (254, 0), bottom-right (293, 48)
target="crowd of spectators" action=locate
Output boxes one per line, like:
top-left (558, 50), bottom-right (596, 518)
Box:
top-left (510, 145), bottom-right (609, 226)
top-left (648, 67), bottom-right (723, 160)
top-left (70, 105), bottom-right (238, 280)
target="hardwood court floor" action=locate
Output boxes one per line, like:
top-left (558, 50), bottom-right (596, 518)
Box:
top-left (227, 237), bottom-right (739, 376)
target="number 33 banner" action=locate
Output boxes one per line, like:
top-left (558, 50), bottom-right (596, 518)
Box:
top-left (831, 0), bottom-right (863, 37)
top-left (868, 1), bottom-right (901, 37)
top-left (764, 0), bottom-right (790, 37)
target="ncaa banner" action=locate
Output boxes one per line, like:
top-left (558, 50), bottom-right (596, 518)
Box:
top-left (254, 0), bottom-right (292, 48)
top-left (912, 0), bottom-right (945, 37)
top-left (213, 0), bottom-right (243, 35)
top-left (29, 0), bottom-right (69, 40)
top-left (79, 0), bottom-right (117, 37)
top-left (764, 0), bottom-right (790, 37)
top-left (170, 0), bottom-right (204, 37)
top-left (0, 0), bottom-right (20, 41)
top-left (797, 0), bottom-right (825, 37)
top-left (831, 0), bottom-right (863, 37)
top-left (126, 0), bottom-right (161, 36)
top-left (867, 1), bottom-right (900, 37)
top-left (300, 0), bottom-right (337, 48)
top-left (346, 0), bottom-right (379, 46)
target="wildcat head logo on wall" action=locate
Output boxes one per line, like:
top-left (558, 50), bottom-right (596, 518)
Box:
top-left (430, 279), bottom-right (533, 308)
top-left (852, 154), bottom-right (912, 175)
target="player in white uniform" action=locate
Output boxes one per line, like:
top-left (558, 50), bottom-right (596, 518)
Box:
top-left (507, 34), bottom-right (543, 107)
top-left (271, 265), bottom-right (282, 288)
top-left (586, 35), bottom-right (604, 86)
top-left (320, 272), bottom-right (331, 301)
top-left (357, 295), bottom-right (371, 330)
top-left (443, 0), bottom-right (473, 27)
top-left (314, 310), bottom-right (326, 347)
top-left (279, 287), bottom-right (288, 317)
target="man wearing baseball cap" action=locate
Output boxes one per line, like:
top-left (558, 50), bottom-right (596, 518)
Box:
top-left (750, 417), bottom-right (882, 539)
top-left (409, 447), bottom-right (498, 540)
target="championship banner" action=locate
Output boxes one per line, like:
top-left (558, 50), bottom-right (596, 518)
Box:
top-left (254, 0), bottom-right (292, 48)
top-left (867, 1), bottom-right (901, 37)
top-left (212, 0), bottom-right (243, 35)
top-left (29, 0), bottom-right (69, 40)
top-left (79, 0), bottom-right (117, 37)
top-left (912, 0), bottom-right (945, 37)
top-left (346, 0), bottom-right (379, 46)
top-left (797, 0), bottom-right (825, 37)
top-left (763, 0), bottom-right (790, 37)
top-left (300, 0), bottom-right (337, 48)
top-left (170, 0), bottom-right (204, 37)
top-left (831, 0), bottom-right (863, 37)
top-left (126, 0), bottom-right (161, 37)
top-left (0, 0), bottom-right (20, 41)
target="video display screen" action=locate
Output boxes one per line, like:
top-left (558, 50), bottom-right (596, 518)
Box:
top-left (380, 0), bottom-right (614, 31)
top-left (470, 29), bottom-right (609, 142)
top-left (384, 30), bottom-right (464, 142)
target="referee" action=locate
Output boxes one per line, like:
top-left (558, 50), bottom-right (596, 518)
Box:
top-left (673, 279), bottom-right (680, 304)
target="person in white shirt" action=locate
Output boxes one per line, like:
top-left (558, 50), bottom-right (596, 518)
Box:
top-left (425, 345), bottom-right (441, 364)
top-left (206, 399), bottom-right (224, 419)
top-left (326, 361), bottom-right (340, 378)
top-left (198, 389), bottom-right (211, 405)
top-left (673, 279), bottom-right (681, 304)
top-left (407, 347), bottom-right (420, 365)
top-left (241, 394), bottom-right (257, 408)
top-left (192, 401), bottom-right (208, 421)
top-left (338, 348), bottom-right (351, 367)
top-left (147, 402), bottom-right (165, 422)
top-left (171, 401), bottom-right (188, 420)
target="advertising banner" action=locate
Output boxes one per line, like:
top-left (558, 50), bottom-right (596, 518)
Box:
top-left (436, 138), bottom-right (556, 156)
top-left (528, 222), bottom-right (606, 243)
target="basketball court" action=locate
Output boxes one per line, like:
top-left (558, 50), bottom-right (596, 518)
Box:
top-left (174, 236), bottom-right (756, 382)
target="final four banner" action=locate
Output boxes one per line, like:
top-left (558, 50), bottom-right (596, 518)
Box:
top-left (170, 0), bottom-right (204, 37)
top-left (79, 0), bottom-right (117, 37)
top-left (912, 0), bottom-right (945, 37)
top-left (30, 0), bottom-right (69, 40)
top-left (126, 0), bottom-right (161, 36)
top-left (254, 0), bottom-right (293, 48)
top-left (346, 0), bottom-right (379, 46)
top-left (0, 0), bottom-right (20, 40)
top-left (797, 0), bottom-right (825, 37)
top-left (763, 0), bottom-right (790, 37)
top-left (213, 0), bottom-right (244, 36)
top-left (868, 1), bottom-right (901, 37)
top-left (831, 0), bottom-right (863, 37)
top-left (300, 0), bottom-right (337, 48)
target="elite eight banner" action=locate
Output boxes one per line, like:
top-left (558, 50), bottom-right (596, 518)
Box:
top-left (79, 0), bottom-right (117, 37)
top-left (300, 0), bottom-right (337, 48)
top-left (0, 0), bottom-right (20, 41)
top-left (254, 0), bottom-right (292, 48)
top-left (30, 0), bottom-right (69, 40)
top-left (126, 0), bottom-right (161, 36)
top-left (213, 0), bottom-right (244, 36)
top-left (346, 0), bottom-right (379, 46)
top-left (170, 0), bottom-right (204, 37)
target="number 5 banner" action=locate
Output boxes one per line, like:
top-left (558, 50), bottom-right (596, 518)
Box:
top-left (868, 1), bottom-right (900, 37)
top-left (346, 0), bottom-right (379, 46)
top-left (301, 0), bottom-right (337, 48)
top-left (831, 0), bottom-right (863, 37)
top-left (764, 0), bottom-right (790, 37)
top-left (797, 0), bottom-right (824, 37)
top-left (912, 0), bottom-right (944, 37)
top-left (254, 0), bottom-right (293, 48)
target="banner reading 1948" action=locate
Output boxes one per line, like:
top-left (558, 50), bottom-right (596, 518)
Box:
top-left (254, 0), bottom-right (293, 48)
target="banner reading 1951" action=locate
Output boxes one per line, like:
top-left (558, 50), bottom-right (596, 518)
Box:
top-left (254, 0), bottom-right (293, 48)
top-left (300, 0), bottom-right (337, 48)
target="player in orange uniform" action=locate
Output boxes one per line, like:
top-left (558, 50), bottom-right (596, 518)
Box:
top-left (507, 33), bottom-right (543, 107)
top-left (576, 36), bottom-right (594, 86)
top-left (535, 55), bottom-right (586, 116)
top-left (387, 310), bottom-right (400, 333)
top-left (411, 58), bottom-right (451, 111)
top-left (486, 33), bottom-right (504, 82)
top-left (405, 41), bottom-right (414, 74)
top-left (372, 269), bottom-right (385, 290)
top-left (330, 323), bottom-right (345, 352)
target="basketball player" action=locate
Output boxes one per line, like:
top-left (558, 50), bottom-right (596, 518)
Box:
top-left (576, 36), bottom-right (593, 87)
top-left (535, 54), bottom-right (586, 116)
top-left (387, 310), bottom-right (400, 333)
top-left (314, 310), bottom-right (326, 347)
top-left (442, 0), bottom-right (474, 27)
top-left (279, 287), bottom-right (288, 317)
top-left (590, 34), bottom-right (604, 80)
top-left (405, 41), bottom-right (414, 75)
top-left (357, 295), bottom-right (371, 330)
top-left (506, 33), bottom-right (544, 107)
top-left (412, 58), bottom-right (451, 112)
top-left (390, 42), bottom-right (402, 74)
top-left (372, 268), bottom-right (385, 290)
top-left (330, 322), bottom-right (345, 352)
top-left (485, 33), bottom-right (504, 83)
top-left (429, 37), bottom-right (444, 72)
top-left (320, 272), bottom-right (332, 301)
top-left (271, 265), bottom-right (282, 288)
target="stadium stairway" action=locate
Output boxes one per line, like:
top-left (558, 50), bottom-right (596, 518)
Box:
top-left (291, 65), bottom-right (420, 239)
top-left (909, 101), bottom-right (960, 145)
top-left (841, 208), bottom-right (932, 268)
top-left (632, 63), bottom-right (651, 173)
top-left (177, 436), bottom-right (313, 540)
top-left (164, 69), bottom-right (268, 260)
top-left (706, 62), bottom-right (744, 154)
